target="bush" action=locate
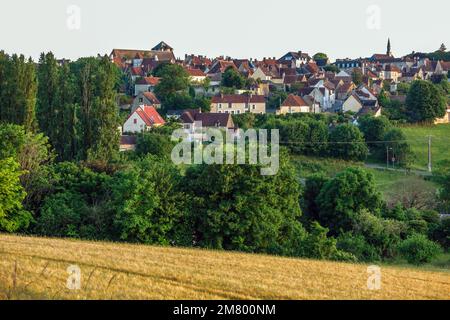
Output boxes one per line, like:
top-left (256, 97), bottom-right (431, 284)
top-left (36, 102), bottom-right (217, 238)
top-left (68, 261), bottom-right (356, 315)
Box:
top-left (328, 124), bottom-right (368, 161)
top-left (136, 132), bottom-right (175, 159)
top-left (302, 222), bottom-right (357, 262)
top-left (316, 168), bottom-right (383, 233)
top-left (337, 232), bottom-right (381, 262)
top-left (430, 218), bottom-right (450, 249)
top-left (397, 234), bottom-right (442, 265)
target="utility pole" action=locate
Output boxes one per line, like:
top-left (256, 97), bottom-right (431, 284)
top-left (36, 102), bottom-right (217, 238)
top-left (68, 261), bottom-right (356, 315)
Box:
top-left (428, 135), bottom-right (433, 173)
top-left (386, 146), bottom-right (389, 169)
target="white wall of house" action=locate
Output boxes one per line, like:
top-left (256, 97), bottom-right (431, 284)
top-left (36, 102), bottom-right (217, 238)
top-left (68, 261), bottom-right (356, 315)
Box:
top-left (123, 113), bottom-right (147, 133)
top-left (251, 68), bottom-right (271, 81)
top-left (342, 95), bottom-right (363, 113)
top-left (211, 102), bottom-right (266, 114)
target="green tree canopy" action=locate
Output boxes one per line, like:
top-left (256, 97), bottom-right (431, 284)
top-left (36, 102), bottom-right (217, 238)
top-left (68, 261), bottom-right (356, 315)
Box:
top-left (406, 80), bottom-right (447, 123)
top-left (329, 124), bottom-right (368, 161)
top-left (316, 167), bottom-right (383, 233)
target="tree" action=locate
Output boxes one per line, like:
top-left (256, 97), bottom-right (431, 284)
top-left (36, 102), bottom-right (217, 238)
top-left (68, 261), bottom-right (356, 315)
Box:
top-left (358, 115), bottom-right (392, 152)
top-left (221, 66), bottom-right (245, 89)
top-left (0, 157), bottom-right (32, 232)
top-left (37, 52), bottom-right (60, 139)
top-left (135, 132), bottom-right (176, 159)
top-left (383, 128), bottom-right (414, 167)
top-left (302, 174), bottom-right (330, 223)
top-left (328, 124), bottom-right (368, 161)
top-left (183, 151), bottom-right (307, 256)
top-left (154, 64), bottom-right (191, 100)
top-left (398, 234), bottom-right (442, 265)
top-left (313, 53), bottom-right (328, 61)
top-left (111, 156), bottom-right (187, 245)
top-left (323, 65), bottom-right (340, 73)
top-left (316, 167), bottom-right (383, 233)
top-left (0, 52), bottom-right (37, 132)
top-left (351, 68), bottom-right (363, 86)
top-left (406, 80), bottom-right (446, 123)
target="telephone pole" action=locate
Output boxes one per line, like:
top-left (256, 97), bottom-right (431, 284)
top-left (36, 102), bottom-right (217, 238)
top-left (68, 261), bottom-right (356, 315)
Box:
top-left (428, 135), bottom-right (432, 173)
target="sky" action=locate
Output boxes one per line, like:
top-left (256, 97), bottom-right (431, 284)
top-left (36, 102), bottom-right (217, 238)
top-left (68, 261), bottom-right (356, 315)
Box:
top-left (0, 0), bottom-right (448, 62)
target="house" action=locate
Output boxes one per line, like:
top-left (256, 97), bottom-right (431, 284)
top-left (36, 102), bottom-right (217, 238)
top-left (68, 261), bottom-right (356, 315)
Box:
top-left (110, 46), bottom-right (176, 68)
top-left (357, 105), bottom-right (382, 118)
top-left (335, 81), bottom-right (356, 100)
top-left (134, 77), bottom-right (160, 96)
top-left (186, 68), bottom-right (207, 83)
top-left (278, 51), bottom-right (311, 68)
top-left (123, 105), bottom-right (165, 133)
top-left (180, 109), bottom-right (235, 141)
top-left (276, 94), bottom-right (310, 115)
top-left (132, 92), bottom-right (161, 112)
top-left (211, 94), bottom-right (266, 114)
top-left (120, 135), bottom-right (137, 152)
top-left (342, 94), bottom-right (364, 113)
top-left (151, 41), bottom-right (174, 52)
top-left (184, 54), bottom-right (212, 72)
top-left (335, 59), bottom-right (363, 71)
top-left (381, 64), bottom-right (402, 82)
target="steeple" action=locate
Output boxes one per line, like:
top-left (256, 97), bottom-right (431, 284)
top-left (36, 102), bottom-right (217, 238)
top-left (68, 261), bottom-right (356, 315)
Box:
top-left (387, 38), bottom-right (392, 57)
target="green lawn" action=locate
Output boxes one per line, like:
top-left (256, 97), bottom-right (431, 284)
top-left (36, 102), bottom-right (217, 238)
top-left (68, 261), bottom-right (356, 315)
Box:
top-left (400, 124), bottom-right (450, 171)
top-left (292, 155), bottom-right (437, 204)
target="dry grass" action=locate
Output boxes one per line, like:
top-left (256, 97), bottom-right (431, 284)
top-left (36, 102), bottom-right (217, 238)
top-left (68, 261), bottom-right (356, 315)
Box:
top-left (0, 234), bottom-right (449, 300)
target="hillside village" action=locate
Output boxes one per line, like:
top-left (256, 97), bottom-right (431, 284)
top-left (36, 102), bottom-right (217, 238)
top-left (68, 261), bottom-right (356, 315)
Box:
top-left (113, 40), bottom-right (450, 147)
top-left (1, 39), bottom-right (450, 272)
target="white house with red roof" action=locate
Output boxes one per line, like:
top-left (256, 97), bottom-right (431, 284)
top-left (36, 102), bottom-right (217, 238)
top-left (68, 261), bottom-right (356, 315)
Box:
top-left (123, 105), bottom-right (165, 133)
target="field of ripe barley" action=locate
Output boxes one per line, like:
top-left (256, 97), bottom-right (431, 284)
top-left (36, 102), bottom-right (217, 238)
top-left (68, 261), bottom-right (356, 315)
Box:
top-left (0, 234), bottom-right (448, 300)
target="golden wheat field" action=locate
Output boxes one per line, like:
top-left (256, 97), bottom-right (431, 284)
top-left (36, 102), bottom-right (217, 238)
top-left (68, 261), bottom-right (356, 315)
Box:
top-left (0, 234), bottom-right (448, 300)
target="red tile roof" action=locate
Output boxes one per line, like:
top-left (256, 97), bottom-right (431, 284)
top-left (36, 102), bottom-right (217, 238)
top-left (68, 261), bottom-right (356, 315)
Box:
top-left (134, 105), bottom-right (165, 126)
top-left (186, 68), bottom-right (206, 77)
top-left (281, 94), bottom-right (308, 107)
top-left (136, 77), bottom-right (160, 86)
top-left (143, 92), bottom-right (160, 105)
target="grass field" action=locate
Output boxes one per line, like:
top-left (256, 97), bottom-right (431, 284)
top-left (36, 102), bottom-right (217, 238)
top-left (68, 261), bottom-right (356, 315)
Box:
top-left (400, 124), bottom-right (450, 171)
top-left (0, 234), bottom-right (449, 300)
top-left (291, 155), bottom-right (437, 204)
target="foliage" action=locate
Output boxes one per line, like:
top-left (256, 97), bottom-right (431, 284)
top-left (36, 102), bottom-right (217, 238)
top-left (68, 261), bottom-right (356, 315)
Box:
top-left (0, 158), bottom-right (32, 232)
top-left (221, 67), bottom-right (245, 89)
top-left (316, 168), bottom-right (383, 233)
top-left (0, 52), bottom-right (37, 132)
top-left (111, 156), bottom-right (187, 245)
top-left (302, 222), bottom-right (356, 262)
top-left (135, 132), bottom-right (176, 159)
top-left (383, 128), bottom-right (414, 167)
top-left (397, 233), bottom-right (442, 265)
top-left (328, 124), bottom-right (368, 161)
top-left (406, 80), bottom-right (447, 123)
top-left (183, 151), bottom-right (307, 256)
top-left (351, 68), bottom-right (363, 86)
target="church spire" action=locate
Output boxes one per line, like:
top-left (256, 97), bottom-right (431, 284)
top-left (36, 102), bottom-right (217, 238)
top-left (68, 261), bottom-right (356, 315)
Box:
top-left (387, 38), bottom-right (392, 56)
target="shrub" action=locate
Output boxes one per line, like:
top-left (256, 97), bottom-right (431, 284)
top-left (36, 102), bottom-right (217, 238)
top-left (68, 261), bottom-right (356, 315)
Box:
top-left (328, 124), bottom-right (368, 161)
top-left (397, 234), bottom-right (442, 265)
top-left (337, 232), bottom-right (381, 262)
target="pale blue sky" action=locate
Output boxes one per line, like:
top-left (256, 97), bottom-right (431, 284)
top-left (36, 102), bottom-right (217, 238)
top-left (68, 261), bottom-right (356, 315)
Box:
top-left (0, 0), bottom-right (448, 61)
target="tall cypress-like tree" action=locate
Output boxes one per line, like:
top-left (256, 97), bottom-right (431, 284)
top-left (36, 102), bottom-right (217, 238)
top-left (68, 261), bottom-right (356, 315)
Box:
top-left (37, 52), bottom-right (59, 140)
top-left (55, 63), bottom-right (78, 161)
top-left (0, 53), bottom-right (37, 132)
top-left (88, 56), bottom-right (120, 161)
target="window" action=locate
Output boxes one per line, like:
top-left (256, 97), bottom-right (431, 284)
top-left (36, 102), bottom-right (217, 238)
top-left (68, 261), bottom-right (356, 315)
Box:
top-left (133, 119), bottom-right (137, 124)
top-left (139, 98), bottom-right (143, 103)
